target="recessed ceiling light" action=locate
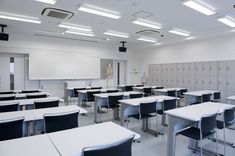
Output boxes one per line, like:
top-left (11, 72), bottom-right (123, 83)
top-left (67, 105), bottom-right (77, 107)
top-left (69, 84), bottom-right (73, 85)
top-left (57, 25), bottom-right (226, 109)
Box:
top-left (137, 37), bottom-right (157, 43)
top-left (217, 16), bottom-right (235, 28)
top-left (104, 31), bottom-right (129, 38)
top-left (33, 30), bottom-right (63, 35)
top-left (185, 36), bottom-right (196, 40)
top-left (168, 28), bottom-right (191, 37)
top-left (0, 12), bottom-right (41, 24)
top-left (35, 0), bottom-right (56, 5)
top-left (78, 4), bottom-right (121, 19)
top-left (59, 23), bottom-right (92, 32)
top-left (132, 18), bottom-right (162, 29)
top-left (65, 30), bottom-right (95, 37)
top-left (183, 0), bottom-right (216, 16)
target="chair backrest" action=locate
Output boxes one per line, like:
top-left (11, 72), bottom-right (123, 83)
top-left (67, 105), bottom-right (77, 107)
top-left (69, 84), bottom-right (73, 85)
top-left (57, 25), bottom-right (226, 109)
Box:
top-left (87, 91), bottom-right (101, 102)
top-left (202, 93), bottom-right (211, 102)
top-left (0, 91), bottom-right (14, 94)
top-left (83, 135), bottom-right (134, 156)
top-left (74, 88), bottom-right (86, 97)
top-left (0, 95), bottom-right (16, 101)
top-left (0, 102), bottom-right (19, 113)
top-left (143, 87), bottom-right (152, 96)
top-left (91, 87), bottom-right (102, 90)
top-left (129, 93), bottom-right (143, 99)
top-left (44, 110), bottom-right (79, 133)
top-left (108, 95), bottom-right (123, 107)
top-left (180, 89), bottom-right (188, 96)
top-left (0, 117), bottom-right (24, 141)
top-left (163, 99), bottom-right (177, 111)
top-left (213, 92), bottom-right (221, 101)
top-left (224, 108), bottom-right (235, 126)
top-left (21, 90), bottom-right (40, 93)
top-left (167, 90), bottom-right (176, 97)
top-left (200, 113), bottom-right (217, 136)
top-left (125, 85), bottom-right (133, 91)
top-left (26, 94), bottom-right (47, 99)
top-left (135, 84), bottom-right (144, 87)
top-left (107, 89), bottom-right (119, 93)
top-left (156, 86), bottom-right (164, 89)
top-left (34, 99), bottom-right (60, 109)
top-left (139, 101), bottom-right (157, 117)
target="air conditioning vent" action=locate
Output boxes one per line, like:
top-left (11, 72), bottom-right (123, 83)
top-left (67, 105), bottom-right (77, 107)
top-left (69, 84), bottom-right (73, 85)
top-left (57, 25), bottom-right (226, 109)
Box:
top-left (41, 8), bottom-right (74, 20)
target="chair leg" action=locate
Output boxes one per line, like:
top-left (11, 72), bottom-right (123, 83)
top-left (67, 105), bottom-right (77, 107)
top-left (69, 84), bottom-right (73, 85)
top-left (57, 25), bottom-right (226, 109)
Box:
top-left (223, 128), bottom-right (226, 156)
top-left (216, 130), bottom-right (218, 156)
top-left (200, 138), bottom-right (203, 156)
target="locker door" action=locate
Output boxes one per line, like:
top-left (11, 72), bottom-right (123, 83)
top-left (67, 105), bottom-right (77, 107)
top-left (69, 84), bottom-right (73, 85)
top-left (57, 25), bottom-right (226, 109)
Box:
top-left (161, 64), bottom-right (166, 86)
top-left (226, 60), bottom-right (235, 98)
top-left (149, 64), bottom-right (154, 85)
top-left (188, 62), bottom-right (195, 91)
top-left (171, 64), bottom-right (176, 87)
top-left (208, 61), bottom-right (217, 90)
top-left (182, 63), bottom-right (188, 88)
top-left (175, 64), bottom-right (180, 87)
top-left (155, 64), bottom-right (161, 85)
top-left (202, 62), bottom-right (210, 90)
top-left (218, 61), bottom-right (227, 102)
top-left (195, 62), bottom-right (202, 90)
top-left (166, 64), bottom-right (171, 87)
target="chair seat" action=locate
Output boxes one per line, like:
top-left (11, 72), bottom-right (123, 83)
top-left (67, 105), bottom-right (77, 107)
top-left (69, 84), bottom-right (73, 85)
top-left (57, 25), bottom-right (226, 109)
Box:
top-left (178, 127), bottom-right (214, 140)
top-left (129, 114), bottom-right (155, 120)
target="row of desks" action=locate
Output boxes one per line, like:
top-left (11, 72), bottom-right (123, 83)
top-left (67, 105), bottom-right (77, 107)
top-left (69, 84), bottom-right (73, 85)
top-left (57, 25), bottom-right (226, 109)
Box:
top-left (0, 122), bottom-right (140, 156)
top-left (0, 92), bottom-right (50, 99)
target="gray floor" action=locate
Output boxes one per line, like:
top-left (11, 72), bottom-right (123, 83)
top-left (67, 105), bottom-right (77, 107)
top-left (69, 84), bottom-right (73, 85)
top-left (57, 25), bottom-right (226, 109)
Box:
top-left (69, 99), bottom-right (235, 156)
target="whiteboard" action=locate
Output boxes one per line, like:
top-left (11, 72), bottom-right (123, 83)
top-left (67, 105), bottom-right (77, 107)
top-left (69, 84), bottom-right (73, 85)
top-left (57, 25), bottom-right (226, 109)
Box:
top-left (29, 53), bottom-right (100, 80)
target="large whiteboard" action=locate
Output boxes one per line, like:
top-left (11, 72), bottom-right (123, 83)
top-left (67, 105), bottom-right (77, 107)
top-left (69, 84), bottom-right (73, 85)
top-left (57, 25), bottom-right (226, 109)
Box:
top-left (29, 53), bottom-right (100, 80)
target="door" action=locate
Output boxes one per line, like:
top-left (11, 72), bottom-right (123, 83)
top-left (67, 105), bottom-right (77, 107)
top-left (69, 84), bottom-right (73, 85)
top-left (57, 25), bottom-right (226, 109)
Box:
top-left (0, 56), bottom-right (10, 90)
top-left (114, 60), bottom-right (127, 85)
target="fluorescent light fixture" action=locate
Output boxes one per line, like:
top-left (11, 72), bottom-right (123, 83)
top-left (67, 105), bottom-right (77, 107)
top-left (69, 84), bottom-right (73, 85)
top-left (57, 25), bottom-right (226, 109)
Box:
top-left (217, 16), bottom-right (235, 28)
top-left (34, 30), bottom-right (64, 35)
top-left (0, 12), bottom-right (41, 24)
top-left (104, 31), bottom-right (129, 38)
top-left (186, 36), bottom-right (196, 40)
top-left (59, 23), bottom-right (92, 32)
top-left (168, 28), bottom-right (191, 37)
top-left (183, 0), bottom-right (216, 16)
top-left (155, 42), bottom-right (162, 46)
top-left (78, 4), bottom-right (121, 19)
top-left (65, 30), bottom-right (95, 37)
top-left (35, 0), bottom-right (56, 5)
top-left (132, 18), bottom-right (162, 29)
top-left (137, 37), bottom-right (157, 43)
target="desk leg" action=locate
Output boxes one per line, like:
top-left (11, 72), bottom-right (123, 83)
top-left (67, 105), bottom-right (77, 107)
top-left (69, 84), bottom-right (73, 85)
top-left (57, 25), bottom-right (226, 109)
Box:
top-left (142, 118), bottom-right (158, 136)
top-left (94, 97), bottom-right (100, 123)
top-left (120, 104), bottom-right (127, 126)
top-left (166, 115), bottom-right (190, 156)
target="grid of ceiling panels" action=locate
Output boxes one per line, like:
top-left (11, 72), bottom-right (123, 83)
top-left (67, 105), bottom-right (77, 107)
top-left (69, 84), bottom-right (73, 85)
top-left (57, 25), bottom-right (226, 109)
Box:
top-left (149, 60), bottom-right (235, 102)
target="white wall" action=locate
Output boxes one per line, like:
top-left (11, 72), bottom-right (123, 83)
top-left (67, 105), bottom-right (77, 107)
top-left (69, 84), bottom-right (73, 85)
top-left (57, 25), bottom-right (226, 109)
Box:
top-left (132, 33), bottom-right (235, 83)
top-left (0, 33), bottom-right (134, 97)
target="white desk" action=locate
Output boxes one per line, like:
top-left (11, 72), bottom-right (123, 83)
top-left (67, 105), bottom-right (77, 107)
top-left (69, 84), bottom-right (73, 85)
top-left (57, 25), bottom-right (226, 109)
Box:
top-left (165, 102), bottom-right (235, 156)
top-left (0, 96), bottom-right (63, 109)
top-left (31, 105), bottom-right (87, 120)
top-left (226, 96), bottom-right (235, 104)
top-left (153, 87), bottom-right (187, 97)
top-left (48, 122), bottom-right (140, 156)
top-left (0, 134), bottom-right (60, 156)
top-left (183, 90), bottom-right (218, 105)
top-left (94, 91), bottom-right (141, 123)
top-left (77, 88), bottom-right (118, 105)
top-left (117, 84), bottom-right (144, 91)
top-left (0, 92), bottom-right (49, 99)
top-left (132, 86), bottom-right (163, 92)
top-left (119, 96), bottom-right (177, 126)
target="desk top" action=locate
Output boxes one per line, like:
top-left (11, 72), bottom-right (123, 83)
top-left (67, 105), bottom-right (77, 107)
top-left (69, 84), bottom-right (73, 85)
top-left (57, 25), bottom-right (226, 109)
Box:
top-left (0, 134), bottom-right (60, 156)
top-left (0, 97), bottom-right (63, 106)
top-left (226, 96), bottom-right (235, 101)
top-left (153, 88), bottom-right (186, 92)
top-left (66, 86), bottom-right (103, 90)
top-left (119, 95), bottom-right (177, 106)
top-left (165, 102), bottom-right (235, 121)
top-left (31, 105), bottom-right (87, 120)
top-left (183, 90), bottom-right (218, 96)
top-left (0, 110), bottom-right (35, 122)
top-left (132, 86), bottom-right (162, 90)
top-left (77, 88), bottom-right (118, 94)
top-left (48, 122), bottom-right (140, 156)
top-left (0, 92), bottom-right (49, 99)
top-left (94, 91), bottom-right (141, 98)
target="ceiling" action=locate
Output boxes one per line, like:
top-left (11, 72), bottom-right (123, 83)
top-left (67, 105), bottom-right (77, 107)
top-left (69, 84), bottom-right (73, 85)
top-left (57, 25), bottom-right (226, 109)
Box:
top-left (0, 0), bottom-right (235, 48)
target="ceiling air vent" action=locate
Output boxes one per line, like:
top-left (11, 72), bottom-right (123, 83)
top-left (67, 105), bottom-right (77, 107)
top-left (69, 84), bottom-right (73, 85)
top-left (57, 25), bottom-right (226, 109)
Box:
top-left (41, 8), bottom-right (74, 20)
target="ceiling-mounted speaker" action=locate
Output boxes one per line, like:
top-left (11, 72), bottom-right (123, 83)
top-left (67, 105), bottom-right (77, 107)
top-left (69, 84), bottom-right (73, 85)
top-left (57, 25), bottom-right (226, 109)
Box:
top-left (119, 41), bottom-right (127, 52)
top-left (0, 24), bottom-right (9, 41)
top-left (41, 8), bottom-right (74, 20)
